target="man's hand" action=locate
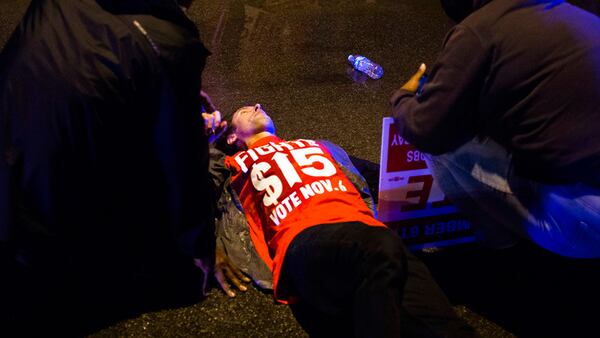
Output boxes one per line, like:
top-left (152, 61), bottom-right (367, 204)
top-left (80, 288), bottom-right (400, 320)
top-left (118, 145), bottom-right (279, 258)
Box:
top-left (401, 63), bottom-right (427, 93)
top-left (213, 246), bottom-right (251, 297)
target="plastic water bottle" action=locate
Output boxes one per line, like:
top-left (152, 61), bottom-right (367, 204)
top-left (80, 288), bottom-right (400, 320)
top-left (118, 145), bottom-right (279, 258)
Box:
top-left (348, 54), bottom-right (383, 79)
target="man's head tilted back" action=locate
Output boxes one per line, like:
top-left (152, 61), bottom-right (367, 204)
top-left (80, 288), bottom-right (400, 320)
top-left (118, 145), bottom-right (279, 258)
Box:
top-left (227, 104), bottom-right (276, 149)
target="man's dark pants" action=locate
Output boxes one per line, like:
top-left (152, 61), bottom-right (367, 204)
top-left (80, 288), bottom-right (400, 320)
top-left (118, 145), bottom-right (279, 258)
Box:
top-left (280, 222), bottom-right (475, 338)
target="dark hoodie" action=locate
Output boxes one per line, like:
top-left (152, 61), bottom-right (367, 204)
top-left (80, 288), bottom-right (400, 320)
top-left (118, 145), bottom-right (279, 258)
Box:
top-left (440, 0), bottom-right (493, 22)
top-left (97, 0), bottom-right (199, 32)
top-left (0, 1), bottom-right (213, 330)
top-left (391, 0), bottom-right (600, 183)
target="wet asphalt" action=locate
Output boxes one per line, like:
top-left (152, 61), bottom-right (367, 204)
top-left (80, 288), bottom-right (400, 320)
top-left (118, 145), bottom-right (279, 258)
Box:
top-left (2, 1), bottom-right (600, 337)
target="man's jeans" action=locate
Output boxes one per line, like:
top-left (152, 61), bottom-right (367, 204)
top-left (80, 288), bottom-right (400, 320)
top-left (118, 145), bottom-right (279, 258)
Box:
top-left (428, 138), bottom-right (600, 258)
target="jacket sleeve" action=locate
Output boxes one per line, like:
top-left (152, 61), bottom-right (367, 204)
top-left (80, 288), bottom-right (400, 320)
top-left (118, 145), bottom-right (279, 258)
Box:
top-left (319, 140), bottom-right (378, 216)
top-left (390, 25), bottom-right (489, 155)
top-left (224, 156), bottom-right (275, 272)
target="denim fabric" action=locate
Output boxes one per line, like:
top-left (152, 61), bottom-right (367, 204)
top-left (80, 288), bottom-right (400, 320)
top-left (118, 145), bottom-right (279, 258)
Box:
top-left (428, 138), bottom-right (600, 258)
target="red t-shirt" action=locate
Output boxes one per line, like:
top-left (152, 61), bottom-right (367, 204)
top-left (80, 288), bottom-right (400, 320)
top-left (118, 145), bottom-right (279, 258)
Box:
top-left (225, 136), bottom-right (385, 303)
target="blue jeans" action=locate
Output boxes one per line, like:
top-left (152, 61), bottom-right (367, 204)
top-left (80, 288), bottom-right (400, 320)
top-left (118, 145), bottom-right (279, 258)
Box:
top-left (280, 222), bottom-right (475, 338)
top-left (428, 138), bottom-right (600, 258)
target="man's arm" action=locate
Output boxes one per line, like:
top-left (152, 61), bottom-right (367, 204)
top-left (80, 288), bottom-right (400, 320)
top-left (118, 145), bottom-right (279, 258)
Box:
top-left (391, 25), bottom-right (489, 155)
top-left (205, 145), bottom-right (252, 297)
top-left (319, 140), bottom-right (378, 215)
top-left (224, 156), bottom-right (275, 270)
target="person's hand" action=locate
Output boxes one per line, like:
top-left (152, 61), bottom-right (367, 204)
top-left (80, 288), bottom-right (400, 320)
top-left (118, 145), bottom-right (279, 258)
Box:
top-left (202, 110), bottom-right (228, 143)
top-left (401, 63), bottom-right (427, 93)
top-left (213, 246), bottom-right (251, 297)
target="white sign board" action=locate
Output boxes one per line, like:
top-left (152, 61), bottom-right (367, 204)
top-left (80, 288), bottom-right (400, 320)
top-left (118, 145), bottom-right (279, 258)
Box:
top-left (378, 117), bottom-right (475, 249)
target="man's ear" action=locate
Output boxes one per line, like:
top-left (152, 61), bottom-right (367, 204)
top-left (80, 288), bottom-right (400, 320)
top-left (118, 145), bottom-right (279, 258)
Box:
top-left (227, 132), bottom-right (238, 145)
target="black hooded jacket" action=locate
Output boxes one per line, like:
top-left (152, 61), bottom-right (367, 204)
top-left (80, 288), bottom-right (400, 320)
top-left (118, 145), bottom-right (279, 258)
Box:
top-left (440, 0), bottom-right (493, 22)
top-left (392, 0), bottom-right (600, 183)
top-left (0, 0), bottom-right (213, 282)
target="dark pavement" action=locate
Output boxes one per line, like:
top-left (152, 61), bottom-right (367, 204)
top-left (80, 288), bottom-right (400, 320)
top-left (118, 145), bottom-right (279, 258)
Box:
top-left (2, 1), bottom-right (600, 337)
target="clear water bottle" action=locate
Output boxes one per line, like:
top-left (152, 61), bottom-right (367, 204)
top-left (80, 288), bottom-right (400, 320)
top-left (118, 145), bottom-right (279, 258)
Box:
top-left (348, 54), bottom-right (383, 79)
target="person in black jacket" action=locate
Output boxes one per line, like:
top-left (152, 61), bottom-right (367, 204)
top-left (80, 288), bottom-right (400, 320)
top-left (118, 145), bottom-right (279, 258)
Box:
top-left (0, 0), bottom-right (245, 334)
top-left (391, 0), bottom-right (600, 257)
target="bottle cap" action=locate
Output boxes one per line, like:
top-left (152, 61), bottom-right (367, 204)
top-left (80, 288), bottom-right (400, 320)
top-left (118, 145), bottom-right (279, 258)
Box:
top-left (347, 55), bottom-right (355, 64)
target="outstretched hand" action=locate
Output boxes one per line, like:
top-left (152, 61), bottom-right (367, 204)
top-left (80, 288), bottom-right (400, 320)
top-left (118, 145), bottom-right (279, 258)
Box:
top-left (213, 247), bottom-right (251, 297)
top-left (401, 63), bottom-right (427, 93)
top-left (193, 247), bottom-right (251, 298)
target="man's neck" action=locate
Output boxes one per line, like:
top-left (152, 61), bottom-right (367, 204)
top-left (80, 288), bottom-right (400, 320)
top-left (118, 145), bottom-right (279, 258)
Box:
top-left (246, 132), bottom-right (275, 148)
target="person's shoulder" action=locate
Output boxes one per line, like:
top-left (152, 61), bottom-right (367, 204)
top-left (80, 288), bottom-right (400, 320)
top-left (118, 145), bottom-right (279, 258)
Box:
top-left (457, 0), bottom-right (514, 42)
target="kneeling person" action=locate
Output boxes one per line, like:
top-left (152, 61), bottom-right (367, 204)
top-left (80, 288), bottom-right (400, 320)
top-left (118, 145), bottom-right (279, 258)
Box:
top-left (224, 104), bottom-right (474, 337)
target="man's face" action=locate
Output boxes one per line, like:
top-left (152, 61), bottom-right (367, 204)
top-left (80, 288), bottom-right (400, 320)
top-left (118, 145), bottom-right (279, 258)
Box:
top-left (228, 104), bottom-right (275, 146)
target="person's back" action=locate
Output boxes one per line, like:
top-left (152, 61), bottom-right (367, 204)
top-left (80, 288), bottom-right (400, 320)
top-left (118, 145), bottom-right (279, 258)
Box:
top-left (391, 0), bottom-right (600, 257)
top-left (0, 0), bottom-right (212, 333)
top-left (464, 0), bottom-right (600, 182)
top-left (394, 0), bottom-right (600, 183)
